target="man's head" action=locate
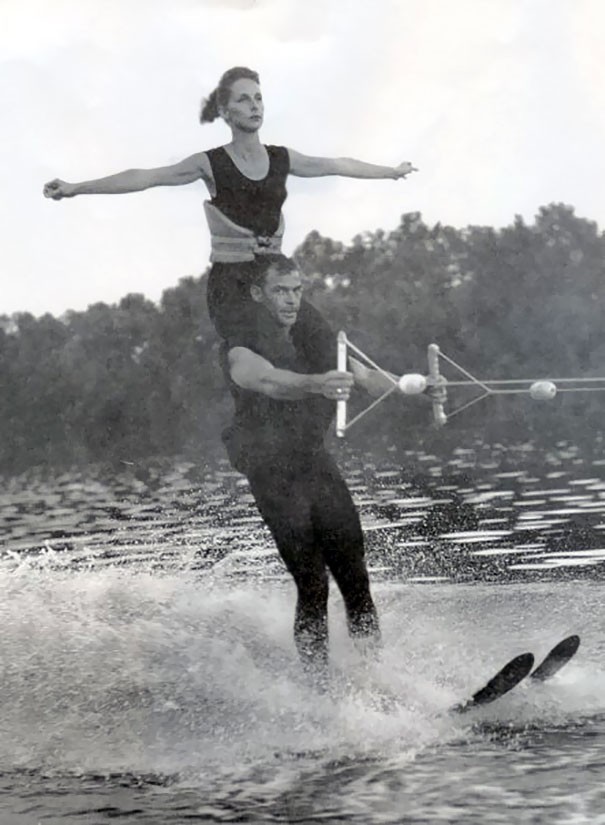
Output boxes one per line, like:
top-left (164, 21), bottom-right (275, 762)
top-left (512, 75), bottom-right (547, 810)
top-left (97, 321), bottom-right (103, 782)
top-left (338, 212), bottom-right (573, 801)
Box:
top-left (249, 254), bottom-right (303, 329)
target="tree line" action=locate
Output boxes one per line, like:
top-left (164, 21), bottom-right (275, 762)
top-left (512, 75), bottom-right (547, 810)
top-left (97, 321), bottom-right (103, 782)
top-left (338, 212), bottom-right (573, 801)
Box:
top-left (2, 203), bottom-right (604, 475)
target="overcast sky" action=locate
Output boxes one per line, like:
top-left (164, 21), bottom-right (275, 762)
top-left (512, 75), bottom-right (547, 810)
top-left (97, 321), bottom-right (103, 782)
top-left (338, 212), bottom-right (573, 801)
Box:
top-left (3, 0), bottom-right (605, 317)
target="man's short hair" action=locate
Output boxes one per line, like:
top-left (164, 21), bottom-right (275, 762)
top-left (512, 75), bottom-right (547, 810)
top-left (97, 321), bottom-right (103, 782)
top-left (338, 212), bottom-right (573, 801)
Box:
top-left (249, 253), bottom-right (299, 289)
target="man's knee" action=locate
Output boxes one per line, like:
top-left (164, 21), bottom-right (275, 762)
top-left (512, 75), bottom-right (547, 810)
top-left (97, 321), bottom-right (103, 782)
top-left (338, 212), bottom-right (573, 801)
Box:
top-left (326, 542), bottom-right (369, 593)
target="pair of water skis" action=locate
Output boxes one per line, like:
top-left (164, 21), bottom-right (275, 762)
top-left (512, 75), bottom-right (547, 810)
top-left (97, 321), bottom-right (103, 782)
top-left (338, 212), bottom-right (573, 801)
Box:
top-left (454, 635), bottom-right (580, 714)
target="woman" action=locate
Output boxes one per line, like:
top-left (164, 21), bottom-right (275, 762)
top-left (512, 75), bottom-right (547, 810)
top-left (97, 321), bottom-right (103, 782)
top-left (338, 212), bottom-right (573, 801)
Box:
top-left (43, 66), bottom-right (416, 361)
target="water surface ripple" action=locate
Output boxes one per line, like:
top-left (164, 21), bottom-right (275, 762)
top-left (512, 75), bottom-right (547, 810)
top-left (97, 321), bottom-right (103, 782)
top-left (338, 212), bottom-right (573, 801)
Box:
top-left (1, 439), bottom-right (605, 823)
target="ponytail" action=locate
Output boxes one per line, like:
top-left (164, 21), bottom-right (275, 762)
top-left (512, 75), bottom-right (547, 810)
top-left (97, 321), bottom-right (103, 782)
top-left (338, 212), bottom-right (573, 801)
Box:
top-left (200, 89), bottom-right (219, 124)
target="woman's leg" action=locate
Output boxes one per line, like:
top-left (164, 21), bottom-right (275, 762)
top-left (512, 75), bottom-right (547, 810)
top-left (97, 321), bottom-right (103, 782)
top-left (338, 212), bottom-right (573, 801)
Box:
top-left (206, 262), bottom-right (255, 341)
top-left (292, 299), bottom-right (337, 373)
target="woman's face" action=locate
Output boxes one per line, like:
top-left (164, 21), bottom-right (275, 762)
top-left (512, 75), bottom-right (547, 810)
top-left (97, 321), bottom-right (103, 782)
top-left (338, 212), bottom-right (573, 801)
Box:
top-left (222, 78), bottom-right (264, 132)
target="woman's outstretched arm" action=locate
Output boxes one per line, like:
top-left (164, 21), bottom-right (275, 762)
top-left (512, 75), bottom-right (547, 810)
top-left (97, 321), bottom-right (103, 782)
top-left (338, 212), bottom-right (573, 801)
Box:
top-left (287, 149), bottom-right (417, 180)
top-left (43, 152), bottom-right (213, 199)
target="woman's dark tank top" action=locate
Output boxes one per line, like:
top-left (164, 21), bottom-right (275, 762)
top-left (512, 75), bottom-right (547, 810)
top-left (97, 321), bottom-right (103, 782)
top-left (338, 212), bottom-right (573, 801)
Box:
top-left (206, 145), bottom-right (289, 237)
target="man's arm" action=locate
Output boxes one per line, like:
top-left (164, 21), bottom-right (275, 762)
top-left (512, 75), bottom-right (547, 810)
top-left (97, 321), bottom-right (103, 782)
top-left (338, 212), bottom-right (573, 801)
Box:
top-left (228, 347), bottom-right (354, 401)
top-left (43, 152), bottom-right (213, 199)
top-left (288, 149), bottom-right (416, 180)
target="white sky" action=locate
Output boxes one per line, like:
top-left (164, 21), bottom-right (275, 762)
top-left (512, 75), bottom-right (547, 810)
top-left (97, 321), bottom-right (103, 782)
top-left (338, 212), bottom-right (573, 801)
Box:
top-left (3, 0), bottom-right (605, 317)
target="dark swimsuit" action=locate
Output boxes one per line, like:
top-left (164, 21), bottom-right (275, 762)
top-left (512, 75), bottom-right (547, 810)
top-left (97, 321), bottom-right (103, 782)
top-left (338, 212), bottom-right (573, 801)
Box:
top-left (221, 311), bottom-right (379, 668)
top-left (205, 145), bottom-right (335, 371)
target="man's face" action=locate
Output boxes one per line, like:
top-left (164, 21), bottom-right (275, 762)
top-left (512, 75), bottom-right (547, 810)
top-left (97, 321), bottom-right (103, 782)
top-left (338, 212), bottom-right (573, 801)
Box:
top-left (251, 267), bottom-right (303, 328)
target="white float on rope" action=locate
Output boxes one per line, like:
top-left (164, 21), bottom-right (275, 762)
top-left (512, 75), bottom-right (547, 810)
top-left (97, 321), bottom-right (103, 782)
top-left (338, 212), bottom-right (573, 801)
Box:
top-left (529, 380), bottom-right (557, 401)
top-left (397, 373), bottom-right (427, 395)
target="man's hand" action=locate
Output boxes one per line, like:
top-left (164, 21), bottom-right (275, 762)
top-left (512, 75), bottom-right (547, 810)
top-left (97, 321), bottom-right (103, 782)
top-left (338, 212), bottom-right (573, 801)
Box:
top-left (43, 179), bottom-right (74, 200)
top-left (315, 370), bottom-right (354, 401)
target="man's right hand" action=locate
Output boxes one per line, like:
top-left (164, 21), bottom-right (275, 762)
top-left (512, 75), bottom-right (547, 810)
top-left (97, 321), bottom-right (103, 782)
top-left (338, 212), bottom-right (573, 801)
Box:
top-left (43, 179), bottom-right (74, 200)
top-left (315, 370), bottom-right (354, 401)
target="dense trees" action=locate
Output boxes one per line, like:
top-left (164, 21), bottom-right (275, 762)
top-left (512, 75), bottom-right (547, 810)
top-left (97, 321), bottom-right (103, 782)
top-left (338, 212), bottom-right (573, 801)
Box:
top-left (2, 203), bottom-right (603, 474)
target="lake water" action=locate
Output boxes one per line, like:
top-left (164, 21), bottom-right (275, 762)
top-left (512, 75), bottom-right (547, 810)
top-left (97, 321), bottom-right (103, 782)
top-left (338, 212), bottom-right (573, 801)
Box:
top-left (1, 437), bottom-right (605, 824)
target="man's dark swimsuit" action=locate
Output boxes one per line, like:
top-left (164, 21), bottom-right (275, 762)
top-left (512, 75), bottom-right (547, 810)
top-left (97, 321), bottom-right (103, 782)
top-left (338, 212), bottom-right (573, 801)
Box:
top-left (222, 313), bottom-right (380, 670)
top-left (205, 145), bottom-right (334, 369)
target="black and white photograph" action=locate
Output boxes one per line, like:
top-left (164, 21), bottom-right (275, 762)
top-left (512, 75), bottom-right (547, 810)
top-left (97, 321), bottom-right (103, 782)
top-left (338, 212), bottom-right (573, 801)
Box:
top-left (2, 1), bottom-right (605, 822)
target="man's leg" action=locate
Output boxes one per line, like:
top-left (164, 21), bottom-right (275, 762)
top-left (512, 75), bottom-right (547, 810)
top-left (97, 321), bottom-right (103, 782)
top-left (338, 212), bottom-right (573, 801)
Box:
top-left (310, 452), bottom-right (381, 644)
top-left (246, 463), bottom-right (330, 673)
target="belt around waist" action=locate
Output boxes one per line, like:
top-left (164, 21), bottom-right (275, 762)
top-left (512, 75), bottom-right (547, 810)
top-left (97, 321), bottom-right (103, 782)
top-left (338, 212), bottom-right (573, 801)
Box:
top-left (204, 201), bottom-right (285, 263)
top-left (210, 234), bottom-right (283, 263)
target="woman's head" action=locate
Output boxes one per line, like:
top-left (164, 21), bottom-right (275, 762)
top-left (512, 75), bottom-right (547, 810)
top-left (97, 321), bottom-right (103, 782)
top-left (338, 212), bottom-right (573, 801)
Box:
top-left (200, 67), bottom-right (261, 125)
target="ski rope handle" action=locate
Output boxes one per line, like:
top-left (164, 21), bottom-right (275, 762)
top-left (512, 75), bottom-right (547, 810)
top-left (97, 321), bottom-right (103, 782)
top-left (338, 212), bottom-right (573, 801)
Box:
top-left (335, 331), bottom-right (605, 436)
top-left (336, 330), bottom-right (348, 438)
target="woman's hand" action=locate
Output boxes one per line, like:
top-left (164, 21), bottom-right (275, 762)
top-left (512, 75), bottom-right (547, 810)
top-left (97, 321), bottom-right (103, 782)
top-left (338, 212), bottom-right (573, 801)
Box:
top-left (393, 162), bottom-right (418, 179)
top-left (43, 179), bottom-right (75, 200)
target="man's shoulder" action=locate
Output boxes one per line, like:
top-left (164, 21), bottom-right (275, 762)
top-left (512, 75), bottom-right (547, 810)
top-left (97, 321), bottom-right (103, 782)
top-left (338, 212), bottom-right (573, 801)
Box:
top-left (223, 314), bottom-right (272, 355)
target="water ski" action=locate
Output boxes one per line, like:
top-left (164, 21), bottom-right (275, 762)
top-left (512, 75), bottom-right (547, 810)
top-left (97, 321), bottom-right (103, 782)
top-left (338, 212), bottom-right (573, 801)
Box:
top-left (453, 652), bottom-right (535, 714)
top-left (453, 634), bottom-right (581, 715)
top-left (530, 634), bottom-right (580, 682)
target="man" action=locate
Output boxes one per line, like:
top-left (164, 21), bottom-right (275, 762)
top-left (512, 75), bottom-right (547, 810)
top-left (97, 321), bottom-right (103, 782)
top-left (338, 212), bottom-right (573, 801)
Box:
top-left (221, 253), bottom-right (402, 677)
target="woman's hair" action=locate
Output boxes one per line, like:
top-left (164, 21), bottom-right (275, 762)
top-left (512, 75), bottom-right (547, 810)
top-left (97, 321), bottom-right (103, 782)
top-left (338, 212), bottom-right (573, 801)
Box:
top-left (200, 67), bottom-right (260, 124)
